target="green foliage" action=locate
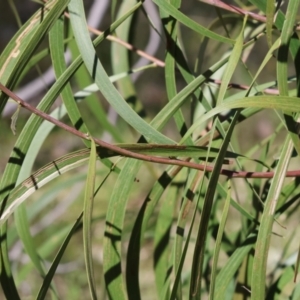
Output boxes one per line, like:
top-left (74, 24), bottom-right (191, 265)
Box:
top-left (0, 0), bottom-right (300, 299)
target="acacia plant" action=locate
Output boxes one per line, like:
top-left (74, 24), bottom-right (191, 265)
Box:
top-left (0, 0), bottom-right (300, 299)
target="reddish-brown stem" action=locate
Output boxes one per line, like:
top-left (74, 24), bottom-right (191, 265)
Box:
top-left (199, 0), bottom-right (268, 23)
top-left (63, 11), bottom-right (165, 68)
top-left (1, 82), bottom-right (300, 178)
top-left (206, 78), bottom-right (280, 95)
top-left (200, 0), bottom-right (300, 30)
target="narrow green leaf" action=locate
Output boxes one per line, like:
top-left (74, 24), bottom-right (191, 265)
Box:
top-left (111, 0), bottom-right (143, 116)
top-left (68, 0), bottom-right (174, 145)
top-left (294, 242), bottom-right (300, 283)
top-left (251, 137), bottom-right (294, 299)
top-left (216, 182), bottom-right (258, 225)
top-left (215, 233), bottom-right (257, 300)
top-left (169, 173), bottom-right (206, 300)
top-left (104, 159), bottom-right (139, 300)
top-left (189, 112), bottom-right (240, 299)
top-left (12, 16), bottom-right (88, 293)
top-left (83, 136), bottom-right (97, 299)
top-left (68, 33), bottom-right (124, 143)
top-left (154, 186), bottom-right (177, 298)
top-left (14, 205), bottom-right (45, 275)
top-left (126, 165), bottom-right (181, 299)
top-left (49, 16), bottom-right (91, 147)
top-left (162, 0), bottom-right (190, 142)
top-left (172, 169), bottom-right (201, 300)
top-left (276, 0), bottom-right (300, 156)
top-left (266, 0), bottom-right (275, 48)
top-left (181, 95), bottom-right (300, 144)
top-left (216, 17), bottom-right (246, 105)
top-left (153, 0), bottom-right (234, 44)
top-left (36, 213), bottom-right (83, 300)
top-left (209, 180), bottom-right (231, 299)
top-left (0, 222), bottom-right (20, 300)
top-left (10, 104), bottom-right (20, 135)
top-left (276, 0), bottom-right (300, 93)
top-left (292, 271), bottom-right (300, 298)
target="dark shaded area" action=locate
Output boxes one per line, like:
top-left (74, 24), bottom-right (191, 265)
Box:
top-left (0, 147), bottom-right (26, 216)
top-left (137, 135), bottom-right (147, 144)
top-left (241, 234), bottom-right (258, 247)
top-left (126, 168), bottom-right (175, 299)
top-left (261, 178), bottom-right (271, 203)
top-left (104, 262), bottom-right (122, 287)
top-left (158, 171), bottom-right (173, 189)
top-left (92, 54), bottom-right (98, 80)
top-left (126, 95), bottom-right (147, 119)
top-left (105, 221), bottom-right (122, 233)
top-left (186, 188), bottom-right (194, 201)
top-left (74, 118), bottom-right (84, 131)
top-left (277, 44), bottom-right (289, 63)
top-left (103, 231), bottom-right (121, 242)
top-left (126, 198), bottom-right (146, 300)
top-left (160, 14), bottom-right (197, 137)
top-left (0, 183), bottom-right (16, 198)
top-left (284, 114), bottom-right (299, 136)
top-left (179, 122), bottom-right (188, 137)
top-left (53, 160), bottom-right (61, 175)
top-left (104, 221), bottom-right (123, 290)
top-left (0, 190), bottom-right (12, 217)
top-left (265, 264), bottom-right (294, 300)
top-left (8, 147), bottom-right (25, 166)
top-left (276, 190), bottom-right (300, 215)
top-left (153, 224), bottom-right (172, 268)
top-left (164, 265), bottom-right (173, 286)
top-left (176, 226), bottom-right (184, 236)
top-left (0, 253), bottom-right (21, 300)
top-left (291, 34), bottom-right (300, 97)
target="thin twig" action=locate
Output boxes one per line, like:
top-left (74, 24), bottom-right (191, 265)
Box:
top-left (1, 82), bottom-right (299, 179)
top-left (199, 0), bottom-right (300, 30)
top-left (63, 12), bottom-right (165, 68)
top-left (199, 0), bottom-right (268, 23)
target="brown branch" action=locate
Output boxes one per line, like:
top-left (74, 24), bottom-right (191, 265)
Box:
top-left (1, 82), bottom-right (299, 179)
